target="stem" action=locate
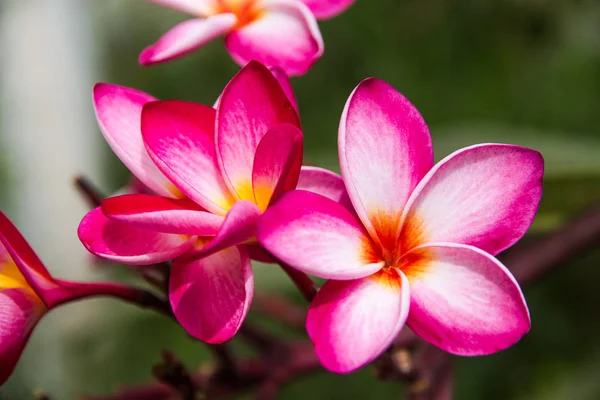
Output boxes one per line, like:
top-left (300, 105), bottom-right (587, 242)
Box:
top-left (51, 279), bottom-right (174, 319)
top-left (74, 175), bottom-right (105, 208)
top-left (278, 262), bottom-right (318, 302)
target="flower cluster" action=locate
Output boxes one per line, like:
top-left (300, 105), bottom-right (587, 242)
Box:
top-left (0, 0), bottom-right (545, 386)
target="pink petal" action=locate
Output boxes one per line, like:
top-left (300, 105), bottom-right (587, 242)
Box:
top-left (216, 61), bottom-right (300, 198)
top-left (400, 144), bottom-right (544, 255)
top-left (170, 246), bottom-right (253, 343)
top-left (252, 124), bottom-right (303, 210)
top-left (299, 0), bottom-right (355, 19)
top-left (0, 212), bottom-right (56, 297)
top-left (224, 0), bottom-right (324, 76)
top-left (146, 0), bottom-right (217, 16)
top-left (78, 208), bottom-right (194, 265)
top-left (142, 100), bottom-right (236, 215)
top-left (296, 166), bottom-right (351, 206)
top-left (269, 66), bottom-right (298, 111)
top-left (402, 243), bottom-right (530, 355)
top-left (0, 289), bottom-right (46, 384)
top-left (257, 190), bottom-right (383, 280)
top-left (139, 15), bottom-right (237, 65)
top-left (339, 78), bottom-right (433, 252)
top-left (183, 200), bottom-right (262, 260)
top-left (93, 84), bottom-right (177, 197)
top-left (101, 194), bottom-right (225, 236)
top-left (307, 270), bottom-right (410, 373)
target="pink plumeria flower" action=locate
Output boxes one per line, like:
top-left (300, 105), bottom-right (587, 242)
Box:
top-left (140, 0), bottom-right (354, 74)
top-left (78, 61), bottom-right (348, 343)
top-left (0, 211), bottom-right (148, 384)
top-left (257, 78), bottom-right (544, 373)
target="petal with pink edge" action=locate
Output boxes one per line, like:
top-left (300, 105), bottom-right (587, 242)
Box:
top-left (101, 194), bottom-right (224, 236)
top-left (0, 288), bottom-right (45, 384)
top-left (0, 212), bottom-right (56, 296)
top-left (139, 15), bottom-right (237, 65)
top-left (400, 144), bottom-right (544, 255)
top-left (146, 0), bottom-right (217, 16)
top-left (299, 0), bottom-right (355, 19)
top-left (93, 84), bottom-right (176, 197)
top-left (78, 208), bottom-right (194, 265)
top-left (296, 166), bottom-right (351, 207)
top-left (170, 245), bottom-right (253, 343)
top-left (183, 201), bottom-right (262, 260)
top-left (307, 270), bottom-right (410, 373)
top-left (142, 100), bottom-right (236, 215)
top-left (401, 243), bottom-right (530, 355)
top-left (257, 191), bottom-right (383, 280)
top-left (252, 124), bottom-right (303, 210)
top-left (216, 61), bottom-right (300, 198)
top-left (340, 78), bottom-right (433, 251)
top-left (269, 67), bottom-right (298, 111)
top-left (225, 0), bottom-right (323, 76)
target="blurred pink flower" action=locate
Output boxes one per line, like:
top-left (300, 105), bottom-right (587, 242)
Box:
top-left (140, 0), bottom-right (355, 74)
top-left (0, 212), bottom-right (146, 384)
top-left (78, 61), bottom-right (347, 343)
top-left (257, 78), bottom-right (544, 373)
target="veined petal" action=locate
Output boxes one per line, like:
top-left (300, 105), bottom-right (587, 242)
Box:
top-left (93, 84), bottom-right (176, 197)
top-left (339, 78), bottom-right (433, 252)
top-left (269, 67), bottom-right (298, 111)
top-left (139, 15), bottom-right (237, 65)
top-left (101, 194), bottom-right (224, 236)
top-left (257, 191), bottom-right (383, 280)
top-left (183, 201), bottom-right (262, 260)
top-left (299, 0), bottom-right (355, 19)
top-left (146, 0), bottom-right (217, 16)
top-left (400, 144), bottom-right (544, 255)
top-left (0, 289), bottom-right (46, 384)
top-left (296, 166), bottom-right (351, 206)
top-left (142, 100), bottom-right (236, 215)
top-left (252, 124), bottom-right (303, 211)
top-left (78, 208), bottom-right (194, 265)
top-left (216, 61), bottom-right (300, 200)
top-left (225, 0), bottom-right (323, 76)
top-left (401, 243), bottom-right (530, 355)
top-left (170, 246), bottom-right (253, 343)
top-left (307, 270), bottom-right (410, 373)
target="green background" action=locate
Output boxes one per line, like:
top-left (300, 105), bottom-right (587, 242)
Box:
top-left (1, 0), bottom-right (600, 398)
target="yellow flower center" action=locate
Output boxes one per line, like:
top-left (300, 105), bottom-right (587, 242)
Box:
top-left (209, 0), bottom-right (264, 28)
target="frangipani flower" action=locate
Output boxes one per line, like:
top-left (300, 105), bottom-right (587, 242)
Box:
top-left (257, 78), bottom-right (544, 373)
top-left (78, 61), bottom-right (347, 343)
top-left (140, 0), bottom-right (354, 74)
top-left (0, 212), bottom-right (148, 384)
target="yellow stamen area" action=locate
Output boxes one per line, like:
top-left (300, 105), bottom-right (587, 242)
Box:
top-left (0, 260), bottom-right (45, 306)
top-left (369, 268), bottom-right (403, 290)
top-left (212, 0), bottom-right (265, 29)
top-left (233, 180), bottom-right (274, 213)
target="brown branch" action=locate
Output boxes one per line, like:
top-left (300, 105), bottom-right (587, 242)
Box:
top-left (278, 262), bottom-right (318, 302)
top-left (501, 203), bottom-right (600, 285)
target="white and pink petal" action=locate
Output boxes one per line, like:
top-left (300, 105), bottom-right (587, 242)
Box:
top-left (225, 0), bottom-right (323, 76)
top-left (401, 243), bottom-right (530, 355)
top-left (299, 0), bottom-right (355, 19)
top-left (307, 270), bottom-right (410, 373)
top-left (139, 15), bottom-right (237, 65)
top-left (400, 144), bottom-right (544, 255)
top-left (257, 190), bottom-right (383, 280)
top-left (339, 78), bottom-right (433, 251)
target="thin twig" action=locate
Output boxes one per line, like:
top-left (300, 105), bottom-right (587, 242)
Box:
top-left (74, 175), bottom-right (105, 208)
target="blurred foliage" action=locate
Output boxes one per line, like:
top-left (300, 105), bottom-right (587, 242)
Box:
top-left (2, 0), bottom-right (600, 399)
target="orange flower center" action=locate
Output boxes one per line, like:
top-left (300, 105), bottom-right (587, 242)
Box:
top-left (211, 0), bottom-right (264, 28)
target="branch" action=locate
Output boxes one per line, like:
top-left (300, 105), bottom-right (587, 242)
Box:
top-left (74, 175), bottom-right (104, 208)
top-left (501, 203), bottom-right (600, 285)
